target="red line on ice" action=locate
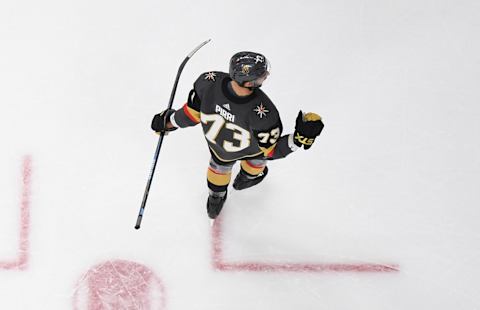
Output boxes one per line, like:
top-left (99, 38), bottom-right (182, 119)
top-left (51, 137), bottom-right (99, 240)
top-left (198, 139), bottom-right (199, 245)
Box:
top-left (212, 215), bottom-right (399, 273)
top-left (0, 156), bottom-right (32, 270)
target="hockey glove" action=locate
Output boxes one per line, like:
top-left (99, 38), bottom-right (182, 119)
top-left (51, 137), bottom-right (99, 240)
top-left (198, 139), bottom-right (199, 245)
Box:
top-left (293, 111), bottom-right (324, 150)
top-left (151, 109), bottom-right (177, 133)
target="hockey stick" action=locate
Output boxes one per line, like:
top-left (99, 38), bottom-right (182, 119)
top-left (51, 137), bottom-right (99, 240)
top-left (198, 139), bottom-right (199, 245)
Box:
top-left (135, 39), bottom-right (211, 229)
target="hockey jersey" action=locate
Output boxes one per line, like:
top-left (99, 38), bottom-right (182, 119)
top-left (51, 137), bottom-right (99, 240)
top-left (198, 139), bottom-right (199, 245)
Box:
top-left (171, 71), bottom-right (297, 162)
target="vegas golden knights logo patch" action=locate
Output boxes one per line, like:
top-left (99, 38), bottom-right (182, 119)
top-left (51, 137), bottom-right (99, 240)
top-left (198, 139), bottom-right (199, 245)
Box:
top-left (204, 72), bottom-right (217, 81)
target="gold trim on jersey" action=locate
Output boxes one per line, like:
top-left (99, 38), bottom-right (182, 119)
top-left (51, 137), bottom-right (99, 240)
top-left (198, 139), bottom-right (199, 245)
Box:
top-left (259, 143), bottom-right (277, 158)
top-left (183, 104), bottom-right (201, 123)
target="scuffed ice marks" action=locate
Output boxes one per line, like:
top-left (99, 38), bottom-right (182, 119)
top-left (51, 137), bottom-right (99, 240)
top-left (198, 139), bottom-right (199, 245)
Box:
top-left (73, 260), bottom-right (166, 310)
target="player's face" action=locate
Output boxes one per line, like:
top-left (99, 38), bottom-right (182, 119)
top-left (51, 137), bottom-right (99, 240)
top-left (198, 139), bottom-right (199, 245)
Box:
top-left (250, 71), bottom-right (270, 88)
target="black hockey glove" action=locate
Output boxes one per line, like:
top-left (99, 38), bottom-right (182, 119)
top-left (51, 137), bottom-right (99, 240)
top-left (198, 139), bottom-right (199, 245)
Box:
top-left (293, 111), bottom-right (324, 150)
top-left (151, 109), bottom-right (177, 133)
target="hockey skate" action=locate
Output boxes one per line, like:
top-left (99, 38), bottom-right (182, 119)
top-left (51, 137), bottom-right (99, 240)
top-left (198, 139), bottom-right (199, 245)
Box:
top-left (233, 166), bottom-right (269, 190)
top-left (207, 191), bottom-right (227, 219)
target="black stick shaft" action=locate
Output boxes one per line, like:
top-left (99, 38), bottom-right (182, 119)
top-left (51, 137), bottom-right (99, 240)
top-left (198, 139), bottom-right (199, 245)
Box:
top-left (135, 39), bottom-right (211, 229)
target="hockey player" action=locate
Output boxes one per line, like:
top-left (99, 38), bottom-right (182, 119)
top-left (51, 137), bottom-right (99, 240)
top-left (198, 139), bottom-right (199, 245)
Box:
top-left (151, 51), bottom-right (324, 219)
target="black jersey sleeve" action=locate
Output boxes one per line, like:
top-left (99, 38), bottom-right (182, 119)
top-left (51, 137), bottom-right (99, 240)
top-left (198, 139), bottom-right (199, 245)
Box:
top-left (172, 72), bottom-right (219, 127)
top-left (171, 89), bottom-right (201, 127)
top-left (250, 93), bottom-right (298, 159)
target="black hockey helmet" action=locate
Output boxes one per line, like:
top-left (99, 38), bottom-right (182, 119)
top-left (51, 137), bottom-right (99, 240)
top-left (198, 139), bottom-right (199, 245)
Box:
top-left (229, 51), bottom-right (270, 88)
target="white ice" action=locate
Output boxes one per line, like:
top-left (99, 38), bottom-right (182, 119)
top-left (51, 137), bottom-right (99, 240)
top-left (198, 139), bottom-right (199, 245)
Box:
top-left (1, 0), bottom-right (480, 309)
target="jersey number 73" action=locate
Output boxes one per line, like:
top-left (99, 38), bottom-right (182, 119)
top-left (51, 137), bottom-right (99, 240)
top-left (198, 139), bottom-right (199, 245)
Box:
top-left (201, 113), bottom-right (251, 153)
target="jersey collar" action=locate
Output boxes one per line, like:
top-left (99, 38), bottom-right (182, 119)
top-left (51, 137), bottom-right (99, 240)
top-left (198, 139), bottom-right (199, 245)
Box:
top-left (221, 76), bottom-right (257, 104)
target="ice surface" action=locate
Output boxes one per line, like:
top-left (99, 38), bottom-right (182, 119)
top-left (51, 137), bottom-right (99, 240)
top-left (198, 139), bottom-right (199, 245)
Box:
top-left (1, 0), bottom-right (480, 309)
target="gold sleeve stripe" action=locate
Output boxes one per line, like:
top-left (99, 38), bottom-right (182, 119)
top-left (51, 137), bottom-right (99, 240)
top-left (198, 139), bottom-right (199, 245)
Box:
top-left (183, 103), bottom-right (201, 123)
top-left (259, 143), bottom-right (277, 158)
top-left (241, 160), bottom-right (265, 176)
top-left (207, 168), bottom-right (231, 186)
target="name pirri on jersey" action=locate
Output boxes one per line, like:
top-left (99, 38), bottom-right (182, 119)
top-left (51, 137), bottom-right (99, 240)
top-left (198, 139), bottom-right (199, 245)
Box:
top-left (215, 104), bottom-right (235, 122)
